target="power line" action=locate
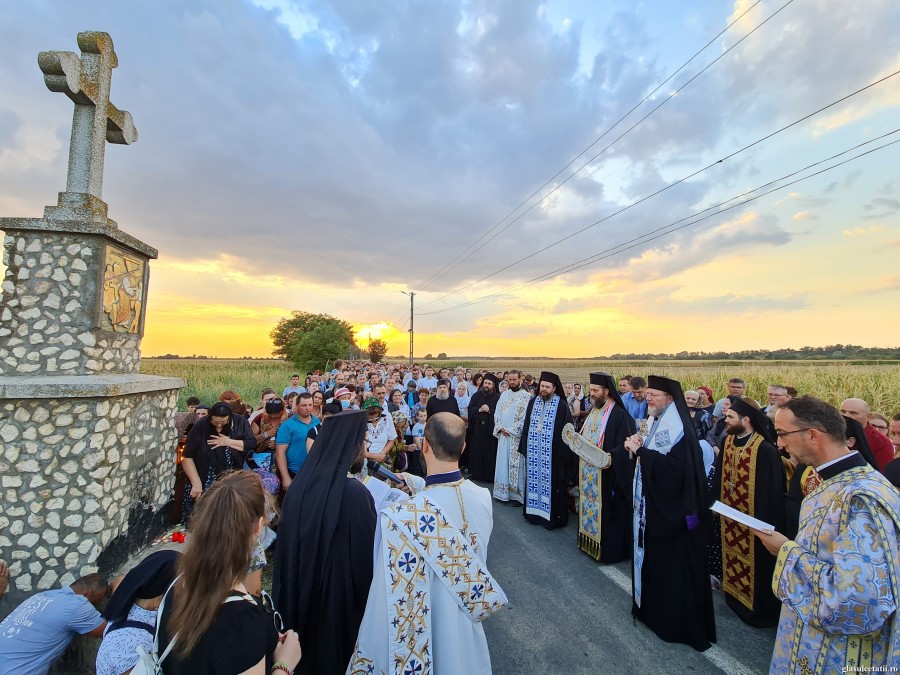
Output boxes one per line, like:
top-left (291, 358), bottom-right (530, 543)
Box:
top-left (384, 297), bottom-right (409, 327)
top-left (415, 0), bottom-right (783, 294)
top-left (418, 131), bottom-right (900, 316)
top-left (416, 67), bottom-right (900, 310)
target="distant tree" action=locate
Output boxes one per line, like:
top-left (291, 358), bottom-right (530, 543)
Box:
top-left (271, 311), bottom-right (358, 372)
top-left (437, 352), bottom-right (448, 360)
top-left (424, 353), bottom-right (433, 359)
top-left (369, 339), bottom-right (388, 363)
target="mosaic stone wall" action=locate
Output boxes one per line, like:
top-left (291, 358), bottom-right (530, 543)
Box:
top-left (0, 388), bottom-right (180, 612)
top-left (0, 231), bottom-right (142, 376)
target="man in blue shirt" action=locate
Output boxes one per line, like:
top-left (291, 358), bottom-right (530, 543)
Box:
top-left (621, 375), bottom-right (648, 423)
top-left (0, 574), bottom-right (108, 675)
top-left (276, 392), bottom-right (320, 490)
top-left (282, 373), bottom-right (306, 398)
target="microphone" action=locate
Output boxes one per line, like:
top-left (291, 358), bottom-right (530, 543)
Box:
top-left (366, 460), bottom-right (405, 486)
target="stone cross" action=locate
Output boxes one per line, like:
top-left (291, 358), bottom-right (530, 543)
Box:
top-left (38, 31), bottom-right (138, 202)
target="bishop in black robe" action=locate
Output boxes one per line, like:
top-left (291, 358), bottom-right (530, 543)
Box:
top-left (467, 374), bottom-right (500, 481)
top-left (627, 375), bottom-right (716, 652)
top-left (272, 410), bottom-right (377, 675)
top-left (712, 397), bottom-right (785, 628)
top-left (518, 372), bottom-right (575, 530)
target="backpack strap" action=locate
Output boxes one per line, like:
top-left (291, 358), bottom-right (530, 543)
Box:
top-left (108, 619), bottom-right (156, 635)
top-left (151, 581), bottom-right (257, 668)
top-left (152, 574), bottom-right (182, 667)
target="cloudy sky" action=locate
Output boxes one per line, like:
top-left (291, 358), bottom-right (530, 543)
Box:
top-left (1, 0), bottom-right (898, 357)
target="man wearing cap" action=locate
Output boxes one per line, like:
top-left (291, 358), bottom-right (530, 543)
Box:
top-left (575, 373), bottom-right (637, 562)
top-left (715, 397), bottom-right (785, 627)
top-left (363, 396), bottom-right (397, 464)
top-left (623, 375), bottom-right (716, 651)
top-left (426, 379), bottom-right (461, 418)
top-left (518, 372), bottom-right (575, 530)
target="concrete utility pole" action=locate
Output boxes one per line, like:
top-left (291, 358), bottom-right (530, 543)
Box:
top-left (401, 291), bottom-right (414, 365)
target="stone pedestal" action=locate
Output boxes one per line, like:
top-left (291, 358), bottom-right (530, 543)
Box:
top-left (0, 376), bottom-right (182, 600)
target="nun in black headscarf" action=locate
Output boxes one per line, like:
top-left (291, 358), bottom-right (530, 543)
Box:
top-left (96, 550), bottom-right (180, 674)
top-left (272, 410), bottom-right (376, 675)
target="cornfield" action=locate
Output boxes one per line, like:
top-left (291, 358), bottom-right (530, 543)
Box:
top-left (142, 358), bottom-right (900, 415)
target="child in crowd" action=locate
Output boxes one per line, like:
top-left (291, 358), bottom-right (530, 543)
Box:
top-left (407, 408), bottom-right (428, 477)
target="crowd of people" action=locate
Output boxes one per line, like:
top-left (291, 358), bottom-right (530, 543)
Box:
top-left (1, 358), bottom-right (899, 674)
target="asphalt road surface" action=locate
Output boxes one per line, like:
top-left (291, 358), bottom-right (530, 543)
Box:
top-left (478, 482), bottom-right (777, 675)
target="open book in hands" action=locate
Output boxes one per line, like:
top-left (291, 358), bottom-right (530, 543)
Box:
top-left (710, 500), bottom-right (775, 533)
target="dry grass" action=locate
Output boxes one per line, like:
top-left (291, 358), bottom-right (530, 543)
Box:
top-left (142, 358), bottom-right (900, 415)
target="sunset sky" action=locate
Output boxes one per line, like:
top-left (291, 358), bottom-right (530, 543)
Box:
top-left (1, 1), bottom-right (898, 358)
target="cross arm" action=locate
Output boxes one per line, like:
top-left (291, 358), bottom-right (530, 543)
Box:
top-left (37, 50), bottom-right (92, 105)
top-left (106, 103), bottom-right (138, 145)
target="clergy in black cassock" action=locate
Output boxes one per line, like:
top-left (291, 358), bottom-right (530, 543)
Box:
top-left (575, 372), bottom-right (636, 562)
top-left (272, 410), bottom-right (376, 674)
top-left (425, 378), bottom-right (462, 418)
top-left (518, 371), bottom-right (574, 530)
top-left (467, 373), bottom-right (500, 481)
top-left (712, 397), bottom-right (785, 628)
top-left (625, 375), bottom-right (716, 652)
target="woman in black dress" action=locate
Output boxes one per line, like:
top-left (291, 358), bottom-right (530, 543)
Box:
top-left (181, 402), bottom-right (256, 522)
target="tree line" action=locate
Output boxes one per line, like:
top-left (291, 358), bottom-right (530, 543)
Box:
top-left (597, 345), bottom-right (900, 361)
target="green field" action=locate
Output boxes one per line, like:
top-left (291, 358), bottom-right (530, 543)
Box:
top-left (142, 358), bottom-right (900, 415)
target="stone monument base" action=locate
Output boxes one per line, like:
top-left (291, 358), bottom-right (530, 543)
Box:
top-left (0, 373), bottom-right (184, 618)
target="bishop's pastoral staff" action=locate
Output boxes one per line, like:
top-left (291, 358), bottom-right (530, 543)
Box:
top-left (754, 397), bottom-right (900, 674)
top-left (575, 372), bottom-right (636, 562)
top-left (348, 413), bottom-right (508, 675)
top-left (518, 372), bottom-right (575, 530)
top-left (624, 375), bottom-right (716, 652)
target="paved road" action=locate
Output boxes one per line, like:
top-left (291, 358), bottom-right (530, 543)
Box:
top-left (479, 482), bottom-right (776, 674)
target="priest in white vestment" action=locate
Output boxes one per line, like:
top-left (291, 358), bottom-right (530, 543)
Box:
top-left (492, 370), bottom-right (532, 503)
top-left (348, 413), bottom-right (507, 675)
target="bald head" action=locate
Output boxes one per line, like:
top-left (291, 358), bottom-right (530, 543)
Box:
top-left (424, 412), bottom-right (467, 461)
top-left (839, 398), bottom-right (871, 426)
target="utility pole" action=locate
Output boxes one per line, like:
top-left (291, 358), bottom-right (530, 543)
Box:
top-left (401, 291), bottom-right (415, 365)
